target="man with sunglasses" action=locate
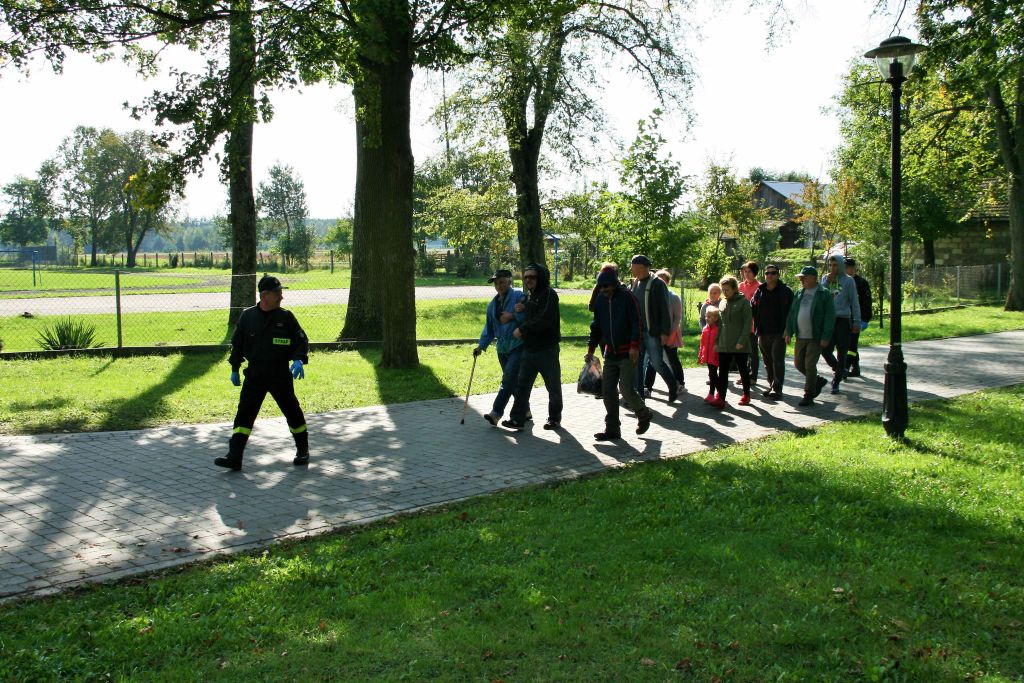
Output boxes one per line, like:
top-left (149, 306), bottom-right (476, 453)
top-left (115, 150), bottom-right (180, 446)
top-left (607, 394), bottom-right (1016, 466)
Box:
top-left (586, 270), bottom-right (653, 440)
top-left (750, 264), bottom-right (794, 399)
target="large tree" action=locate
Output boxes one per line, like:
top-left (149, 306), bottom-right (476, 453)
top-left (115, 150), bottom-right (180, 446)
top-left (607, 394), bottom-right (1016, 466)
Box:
top-left (914, 0), bottom-right (1024, 308)
top-left (257, 162), bottom-right (309, 266)
top-left (0, 175), bottom-right (50, 247)
top-left (441, 0), bottom-right (693, 270)
top-left (54, 127), bottom-right (119, 266)
top-left (830, 61), bottom-right (999, 266)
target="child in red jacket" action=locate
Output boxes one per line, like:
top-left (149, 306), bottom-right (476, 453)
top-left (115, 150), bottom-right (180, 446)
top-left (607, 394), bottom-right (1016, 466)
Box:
top-left (698, 306), bottom-right (721, 403)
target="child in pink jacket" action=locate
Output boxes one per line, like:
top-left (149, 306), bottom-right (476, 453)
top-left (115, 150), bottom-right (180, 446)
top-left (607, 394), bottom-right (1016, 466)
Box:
top-left (698, 306), bottom-right (721, 403)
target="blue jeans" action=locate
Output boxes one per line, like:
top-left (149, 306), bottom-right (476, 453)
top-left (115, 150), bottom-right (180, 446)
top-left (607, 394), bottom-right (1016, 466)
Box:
top-left (491, 345), bottom-right (526, 417)
top-left (634, 333), bottom-right (678, 395)
top-left (510, 345), bottom-right (562, 424)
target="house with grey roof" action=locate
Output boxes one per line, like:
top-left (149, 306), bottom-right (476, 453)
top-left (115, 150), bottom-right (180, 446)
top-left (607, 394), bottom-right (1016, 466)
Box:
top-left (752, 180), bottom-right (825, 249)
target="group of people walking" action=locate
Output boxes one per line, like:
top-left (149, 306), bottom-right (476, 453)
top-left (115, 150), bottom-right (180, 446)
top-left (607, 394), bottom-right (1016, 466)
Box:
top-left (475, 253), bottom-right (873, 441)
top-left (214, 254), bottom-right (874, 471)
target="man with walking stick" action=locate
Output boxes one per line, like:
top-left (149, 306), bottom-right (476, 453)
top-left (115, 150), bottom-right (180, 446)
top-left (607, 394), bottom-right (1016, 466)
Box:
top-left (472, 269), bottom-right (528, 426)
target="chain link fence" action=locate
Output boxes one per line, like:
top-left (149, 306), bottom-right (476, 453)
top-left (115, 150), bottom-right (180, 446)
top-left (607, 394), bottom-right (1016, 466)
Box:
top-left (0, 262), bottom-right (1010, 354)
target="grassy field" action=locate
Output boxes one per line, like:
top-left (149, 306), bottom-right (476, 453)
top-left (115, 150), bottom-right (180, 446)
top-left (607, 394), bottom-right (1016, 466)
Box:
top-left (0, 266), bottom-right (495, 298)
top-left (0, 296), bottom-right (598, 352)
top-left (0, 386), bottom-right (1021, 680)
top-left (1, 306), bottom-right (1022, 435)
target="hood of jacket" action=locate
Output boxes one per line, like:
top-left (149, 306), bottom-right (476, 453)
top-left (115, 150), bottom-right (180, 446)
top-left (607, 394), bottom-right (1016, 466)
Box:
top-left (524, 263), bottom-right (551, 291)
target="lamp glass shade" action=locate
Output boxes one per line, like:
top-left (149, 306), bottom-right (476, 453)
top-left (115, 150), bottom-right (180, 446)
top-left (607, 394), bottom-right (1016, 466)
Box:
top-left (864, 36), bottom-right (926, 80)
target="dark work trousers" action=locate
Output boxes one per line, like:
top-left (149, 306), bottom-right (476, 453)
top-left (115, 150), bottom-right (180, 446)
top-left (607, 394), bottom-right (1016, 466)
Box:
top-left (509, 346), bottom-right (563, 425)
top-left (747, 331), bottom-right (760, 382)
top-left (846, 330), bottom-right (861, 374)
top-left (603, 355), bottom-right (649, 434)
top-left (230, 369), bottom-right (308, 457)
top-left (822, 318), bottom-right (853, 384)
top-left (757, 333), bottom-right (787, 393)
top-left (716, 351), bottom-right (750, 399)
top-left (645, 346), bottom-right (686, 389)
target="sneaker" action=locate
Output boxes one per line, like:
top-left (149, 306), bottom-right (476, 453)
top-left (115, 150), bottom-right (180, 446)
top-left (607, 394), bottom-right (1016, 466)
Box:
top-left (847, 369), bottom-right (860, 378)
top-left (738, 394), bottom-right (751, 406)
top-left (525, 411), bottom-right (533, 421)
top-left (798, 395), bottom-right (814, 407)
top-left (501, 419), bottom-right (525, 431)
top-left (543, 420), bottom-right (560, 430)
top-left (830, 380), bottom-right (841, 395)
top-left (293, 450), bottom-right (310, 466)
top-left (594, 431), bottom-right (621, 441)
top-left (484, 412), bottom-right (499, 427)
top-left (771, 390), bottom-right (783, 400)
top-left (708, 397), bottom-right (726, 409)
top-left (814, 376), bottom-right (828, 398)
top-left (214, 454), bottom-right (242, 471)
top-left (704, 393), bottom-right (715, 403)
top-left (636, 408), bottom-right (652, 435)
top-left (761, 387), bottom-right (774, 397)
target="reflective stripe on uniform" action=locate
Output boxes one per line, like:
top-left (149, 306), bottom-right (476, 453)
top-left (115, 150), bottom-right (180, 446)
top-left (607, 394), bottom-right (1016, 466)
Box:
top-left (232, 426), bottom-right (252, 435)
top-left (289, 424), bottom-right (307, 434)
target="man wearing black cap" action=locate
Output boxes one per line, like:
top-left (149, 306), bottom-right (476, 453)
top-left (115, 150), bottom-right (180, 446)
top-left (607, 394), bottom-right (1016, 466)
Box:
top-left (474, 268), bottom-right (528, 425)
top-left (629, 254), bottom-right (679, 402)
top-left (216, 275), bottom-right (310, 471)
top-left (586, 269), bottom-right (653, 440)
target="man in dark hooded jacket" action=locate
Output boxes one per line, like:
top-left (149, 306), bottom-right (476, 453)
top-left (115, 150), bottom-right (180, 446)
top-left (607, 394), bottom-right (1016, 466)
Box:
top-left (503, 263), bottom-right (562, 431)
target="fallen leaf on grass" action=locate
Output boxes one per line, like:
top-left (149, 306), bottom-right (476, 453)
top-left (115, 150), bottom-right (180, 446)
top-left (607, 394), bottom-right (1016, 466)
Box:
top-left (139, 625), bottom-right (154, 634)
top-left (639, 658), bottom-right (656, 666)
top-left (674, 658), bottom-right (692, 671)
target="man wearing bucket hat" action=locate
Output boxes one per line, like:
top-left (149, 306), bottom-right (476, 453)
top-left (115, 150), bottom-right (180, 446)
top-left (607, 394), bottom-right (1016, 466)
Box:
top-left (784, 266), bottom-right (836, 407)
top-left (474, 268), bottom-right (529, 426)
top-left (216, 275), bottom-right (311, 471)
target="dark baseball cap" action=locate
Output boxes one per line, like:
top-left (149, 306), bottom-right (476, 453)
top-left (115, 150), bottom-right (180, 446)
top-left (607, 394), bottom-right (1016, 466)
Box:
top-left (487, 269), bottom-right (513, 283)
top-left (258, 275), bottom-right (287, 292)
top-left (844, 258), bottom-right (857, 267)
top-left (631, 254), bottom-right (652, 267)
top-left (596, 270), bottom-right (618, 286)
top-left (797, 266), bottom-right (818, 278)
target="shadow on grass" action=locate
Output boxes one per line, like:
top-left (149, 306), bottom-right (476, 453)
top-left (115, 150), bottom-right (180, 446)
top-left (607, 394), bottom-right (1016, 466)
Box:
top-left (356, 348), bottom-right (453, 405)
top-left (92, 352), bottom-right (222, 432)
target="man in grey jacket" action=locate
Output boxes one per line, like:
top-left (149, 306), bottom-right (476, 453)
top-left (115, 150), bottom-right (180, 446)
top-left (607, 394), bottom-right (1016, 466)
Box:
top-left (629, 254), bottom-right (680, 402)
top-left (820, 254), bottom-right (861, 394)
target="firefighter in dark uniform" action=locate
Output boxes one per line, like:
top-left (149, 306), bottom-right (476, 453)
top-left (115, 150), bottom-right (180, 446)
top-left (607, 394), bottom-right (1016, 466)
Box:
top-left (215, 275), bottom-right (310, 471)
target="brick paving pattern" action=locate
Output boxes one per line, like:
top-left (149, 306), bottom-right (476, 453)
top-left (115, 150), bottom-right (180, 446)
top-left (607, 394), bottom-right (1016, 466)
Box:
top-left (2, 331), bottom-right (1022, 601)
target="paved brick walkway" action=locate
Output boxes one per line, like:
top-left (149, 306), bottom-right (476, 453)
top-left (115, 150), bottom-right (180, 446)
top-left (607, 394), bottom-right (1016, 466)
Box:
top-left (2, 331), bottom-right (1023, 601)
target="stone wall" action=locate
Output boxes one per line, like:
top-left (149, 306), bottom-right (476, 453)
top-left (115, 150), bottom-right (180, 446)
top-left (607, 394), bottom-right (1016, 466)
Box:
top-left (910, 220), bottom-right (1011, 266)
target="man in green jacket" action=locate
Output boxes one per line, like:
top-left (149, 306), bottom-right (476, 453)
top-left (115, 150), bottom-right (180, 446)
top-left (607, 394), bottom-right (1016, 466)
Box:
top-left (785, 266), bottom-right (836, 407)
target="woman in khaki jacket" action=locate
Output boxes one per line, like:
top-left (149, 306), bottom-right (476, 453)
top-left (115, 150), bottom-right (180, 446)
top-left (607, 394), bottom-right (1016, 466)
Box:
top-left (709, 276), bottom-right (753, 408)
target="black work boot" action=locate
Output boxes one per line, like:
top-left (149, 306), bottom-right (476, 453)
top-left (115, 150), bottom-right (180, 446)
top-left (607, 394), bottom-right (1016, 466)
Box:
top-left (216, 432), bottom-right (248, 470)
top-left (636, 407), bottom-right (653, 435)
top-left (293, 429), bottom-right (310, 466)
top-left (214, 451), bottom-right (243, 471)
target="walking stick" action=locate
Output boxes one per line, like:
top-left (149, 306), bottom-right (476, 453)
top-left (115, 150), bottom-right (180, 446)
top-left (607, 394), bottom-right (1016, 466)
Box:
top-left (460, 353), bottom-right (479, 424)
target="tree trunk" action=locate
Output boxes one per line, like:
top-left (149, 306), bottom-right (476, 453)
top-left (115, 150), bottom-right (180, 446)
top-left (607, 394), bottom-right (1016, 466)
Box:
top-left (89, 217), bottom-right (99, 267)
top-left (226, 0), bottom-right (257, 327)
top-left (509, 141), bottom-right (545, 269)
top-left (922, 238), bottom-right (936, 268)
top-left (340, 51), bottom-right (419, 367)
top-left (1006, 174), bottom-right (1023, 310)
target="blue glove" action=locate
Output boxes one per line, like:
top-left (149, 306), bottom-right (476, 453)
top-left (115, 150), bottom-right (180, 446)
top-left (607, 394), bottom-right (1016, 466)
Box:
top-left (230, 371), bottom-right (241, 387)
top-left (860, 320), bottom-right (869, 331)
top-left (291, 360), bottom-right (305, 380)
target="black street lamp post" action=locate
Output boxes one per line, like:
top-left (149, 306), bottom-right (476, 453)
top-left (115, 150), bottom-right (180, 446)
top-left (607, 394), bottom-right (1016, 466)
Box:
top-left (864, 36), bottom-right (926, 439)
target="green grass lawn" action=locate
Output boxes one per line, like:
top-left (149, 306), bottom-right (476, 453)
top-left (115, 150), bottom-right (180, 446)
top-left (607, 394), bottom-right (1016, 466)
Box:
top-left (1, 386), bottom-right (1021, 681)
top-left (0, 295), bottom-right (597, 352)
top-left (0, 266), bottom-right (492, 298)
top-left (1, 306), bottom-right (1023, 435)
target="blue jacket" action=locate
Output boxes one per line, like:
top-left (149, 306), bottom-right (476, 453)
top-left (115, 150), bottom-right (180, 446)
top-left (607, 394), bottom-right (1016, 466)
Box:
top-left (588, 285), bottom-right (642, 357)
top-left (478, 288), bottom-right (526, 353)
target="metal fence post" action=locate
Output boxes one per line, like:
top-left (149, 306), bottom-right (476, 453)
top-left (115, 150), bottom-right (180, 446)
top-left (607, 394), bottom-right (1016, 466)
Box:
top-left (997, 262), bottom-right (1002, 302)
top-left (911, 264), bottom-right (917, 312)
top-left (956, 265), bottom-right (961, 306)
top-left (330, 249), bottom-right (334, 274)
top-left (115, 270), bottom-right (123, 348)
